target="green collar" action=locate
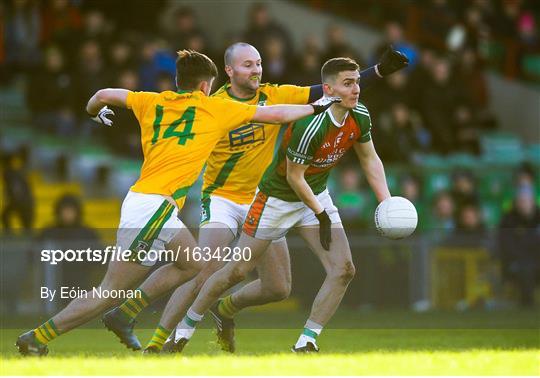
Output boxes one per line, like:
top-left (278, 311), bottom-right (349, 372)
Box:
top-left (225, 84), bottom-right (257, 102)
top-left (176, 89), bottom-right (193, 94)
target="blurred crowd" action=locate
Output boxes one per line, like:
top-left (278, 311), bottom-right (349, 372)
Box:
top-left (1, 1), bottom-right (539, 307)
top-left (2, 0), bottom-right (515, 157)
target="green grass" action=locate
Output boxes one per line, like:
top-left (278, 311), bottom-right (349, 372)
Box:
top-left (1, 310), bottom-right (539, 375)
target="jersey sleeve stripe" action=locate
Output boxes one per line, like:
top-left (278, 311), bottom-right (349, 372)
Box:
top-left (353, 109), bottom-right (370, 117)
top-left (297, 113), bottom-right (324, 154)
top-left (353, 108), bottom-right (370, 115)
top-left (298, 113), bottom-right (325, 155)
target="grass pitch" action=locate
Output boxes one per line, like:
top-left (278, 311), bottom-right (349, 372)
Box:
top-left (1, 310), bottom-right (538, 375)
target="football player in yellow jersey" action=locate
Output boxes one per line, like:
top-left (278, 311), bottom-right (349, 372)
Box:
top-left (100, 43), bottom-right (408, 354)
top-left (15, 50), bottom-right (336, 356)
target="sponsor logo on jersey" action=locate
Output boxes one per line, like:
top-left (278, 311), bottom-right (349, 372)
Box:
top-left (313, 148), bottom-right (347, 168)
top-left (229, 123), bottom-right (266, 148)
top-left (334, 131), bottom-right (344, 147)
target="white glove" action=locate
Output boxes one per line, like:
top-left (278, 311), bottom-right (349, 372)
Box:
top-left (310, 96), bottom-right (341, 114)
top-left (313, 96), bottom-right (341, 106)
top-left (91, 106), bottom-right (115, 126)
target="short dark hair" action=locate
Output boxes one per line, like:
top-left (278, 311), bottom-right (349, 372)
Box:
top-left (175, 49), bottom-right (218, 90)
top-left (321, 57), bottom-right (359, 83)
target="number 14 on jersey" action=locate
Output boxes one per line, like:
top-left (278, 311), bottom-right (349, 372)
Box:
top-left (151, 105), bottom-right (196, 146)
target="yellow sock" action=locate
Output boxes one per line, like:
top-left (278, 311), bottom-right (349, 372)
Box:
top-left (34, 319), bottom-right (60, 345)
top-left (118, 288), bottom-right (150, 321)
top-left (217, 295), bottom-right (239, 319)
top-left (146, 325), bottom-right (171, 351)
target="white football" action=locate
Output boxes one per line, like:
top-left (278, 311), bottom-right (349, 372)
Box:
top-left (374, 196), bottom-right (418, 239)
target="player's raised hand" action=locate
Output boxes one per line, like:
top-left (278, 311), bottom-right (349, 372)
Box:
top-left (315, 210), bottom-right (332, 251)
top-left (90, 106), bottom-right (115, 126)
top-left (377, 46), bottom-right (409, 76)
top-left (311, 96), bottom-right (341, 115)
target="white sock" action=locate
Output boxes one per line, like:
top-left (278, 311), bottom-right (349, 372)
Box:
top-left (295, 319), bottom-right (323, 348)
top-left (175, 308), bottom-right (203, 341)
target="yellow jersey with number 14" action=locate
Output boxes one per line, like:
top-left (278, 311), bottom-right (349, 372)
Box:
top-left (203, 83), bottom-right (310, 204)
top-left (126, 89), bottom-right (257, 209)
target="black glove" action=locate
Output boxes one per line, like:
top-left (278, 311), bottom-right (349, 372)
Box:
top-left (377, 46), bottom-right (409, 76)
top-left (310, 97), bottom-right (341, 115)
top-left (315, 210), bottom-right (332, 251)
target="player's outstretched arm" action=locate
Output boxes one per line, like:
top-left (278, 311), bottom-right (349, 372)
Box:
top-left (251, 97), bottom-right (340, 124)
top-left (307, 47), bottom-right (409, 102)
top-left (86, 88), bottom-right (130, 117)
top-left (353, 140), bottom-right (391, 203)
top-left (286, 158), bottom-right (332, 250)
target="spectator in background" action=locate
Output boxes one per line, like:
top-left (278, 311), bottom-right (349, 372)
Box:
top-left (262, 35), bottom-right (290, 84)
top-left (373, 21), bottom-right (418, 69)
top-left (456, 201), bottom-right (485, 235)
top-left (509, 163), bottom-right (539, 211)
top-left (423, 0), bottom-right (457, 44)
top-left (399, 174), bottom-right (426, 226)
top-left (1, 150), bottom-right (34, 233)
top-left (4, 0), bottom-right (41, 76)
top-left (498, 185), bottom-right (540, 307)
top-left (456, 47), bottom-right (489, 111)
top-left (517, 11), bottom-right (540, 81)
top-left (41, 0), bottom-right (82, 55)
top-left (323, 24), bottom-right (363, 65)
top-left (166, 7), bottom-right (208, 52)
top-left (451, 170), bottom-right (479, 209)
top-left (38, 194), bottom-right (102, 306)
top-left (107, 39), bottom-right (137, 86)
top-left (26, 46), bottom-right (76, 135)
top-left (302, 34), bottom-right (322, 57)
top-left (292, 35), bottom-right (322, 86)
top-left (292, 50), bottom-right (322, 86)
top-left (375, 102), bottom-right (428, 162)
top-left (449, 200), bottom-right (486, 247)
top-left (454, 105), bottom-right (481, 155)
top-left (73, 40), bottom-right (106, 119)
top-left (244, 3), bottom-right (294, 57)
top-left (185, 32), bottom-right (214, 59)
top-left (408, 46), bottom-right (436, 111)
top-left (460, 5), bottom-right (490, 51)
top-left (363, 69), bottom-right (410, 118)
top-left (518, 11), bottom-right (538, 47)
top-left (428, 190), bottom-right (456, 235)
top-left (514, 163), bottom-right (537, 190)
top-left (80, 9), bottom-right (113, 50)
top-left (420, 57), bottom-right (464, 154)
top-left (495, 0), bottom-right (522, 40)
top-left (138, 38), bottom-right (176, 91)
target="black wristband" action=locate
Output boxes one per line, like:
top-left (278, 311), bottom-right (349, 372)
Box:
top-left (315, 210), bottom-right (329, 222)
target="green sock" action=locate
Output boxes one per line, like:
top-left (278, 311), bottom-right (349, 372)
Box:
top-left (217, 295), bottom-right (239, 319)
top-left (146, 325), bottom-right (171, 351)
top-left (118, 288), bottom-right (150, 321)
top-left (34, 319), bottom-right (60, 345)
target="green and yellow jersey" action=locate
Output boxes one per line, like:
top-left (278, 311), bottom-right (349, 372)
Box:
top-left (127, 90), bottom-right (257, 209)
top-left (202, 83), bottom-right (311, 204)
top-left (259, 102), bottom-right (372, 202)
